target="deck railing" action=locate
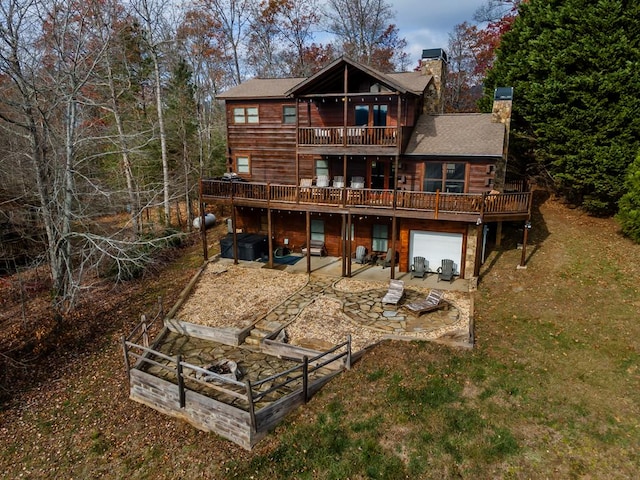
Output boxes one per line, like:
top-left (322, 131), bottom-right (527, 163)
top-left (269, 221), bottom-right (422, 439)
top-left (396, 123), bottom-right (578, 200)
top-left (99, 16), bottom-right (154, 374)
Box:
top-left (201, 179), bottom-right (531, 218)
top-left (298, 126), bottom-right (398, 147)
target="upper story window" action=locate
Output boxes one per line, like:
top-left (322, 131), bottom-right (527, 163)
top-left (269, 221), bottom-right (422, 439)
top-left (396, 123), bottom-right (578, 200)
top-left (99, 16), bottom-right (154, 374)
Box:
top-left (282, 105), bottom-right (296, 124)
top-left (233, 106), bottom-right (259, 124)
top-left (315, 159), bottom-right (329, 177)
top-left (424, 162), bottom-right (466, 193)
top-left (355, 105), bottom-right (369, 125)
top-left (373, 104), bottom-right (388, 126)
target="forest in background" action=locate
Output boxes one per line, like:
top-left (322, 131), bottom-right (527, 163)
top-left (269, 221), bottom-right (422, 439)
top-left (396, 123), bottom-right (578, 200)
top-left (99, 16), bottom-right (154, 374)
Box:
top-left (1, 0), bottom-right (639, 319)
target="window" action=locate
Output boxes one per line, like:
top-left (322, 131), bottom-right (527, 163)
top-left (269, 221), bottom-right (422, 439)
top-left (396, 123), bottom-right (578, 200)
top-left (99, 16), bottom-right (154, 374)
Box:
top-left (311, 219), bottom-right (324, 242)
top-left (445, 163), bottom-right (465, 193)
top-left (355, 105), bottom-right (369, 125)
top-left (233, 106), bottom-right (259, 124)
top-left (315, 159), bottom-right (329, 177)
top-left (373, 105), bottom-right (388, 126)
top-left (236, 155), bottom-right (250, 174)
top-left (423, 162), bottom-right (466, 193)
top-left (283, 105), bottom-right (296, 124)
top-left (372, 224), bottom-right (388, 252)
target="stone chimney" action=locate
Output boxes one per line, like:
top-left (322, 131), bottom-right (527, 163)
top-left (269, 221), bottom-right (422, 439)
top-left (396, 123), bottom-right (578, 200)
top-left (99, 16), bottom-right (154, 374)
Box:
top-left (420, 48), bottom-right (447, 114)
top-left (491, 87), bottom-right (514, 191)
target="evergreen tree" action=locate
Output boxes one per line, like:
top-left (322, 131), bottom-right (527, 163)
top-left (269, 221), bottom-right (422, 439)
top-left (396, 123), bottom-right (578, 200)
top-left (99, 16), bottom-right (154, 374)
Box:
top-left (617, 153), bottom-right (640, 242)
top-left (482, 0), bottom-right (640, 216)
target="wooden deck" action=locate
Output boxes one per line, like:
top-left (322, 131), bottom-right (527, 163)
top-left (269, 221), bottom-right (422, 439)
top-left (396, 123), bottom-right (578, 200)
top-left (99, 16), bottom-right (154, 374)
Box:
top-left (200, 180), bottom-right (532, 223)
top-left (298, 126), bottom-right (398, 147)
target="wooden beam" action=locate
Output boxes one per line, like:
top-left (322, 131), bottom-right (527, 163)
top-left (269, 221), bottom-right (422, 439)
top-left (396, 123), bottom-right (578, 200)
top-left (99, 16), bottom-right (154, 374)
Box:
top-left (267, 206), bottom-right (273, 268)
top-left (306, 210), bottom-right (311, 274)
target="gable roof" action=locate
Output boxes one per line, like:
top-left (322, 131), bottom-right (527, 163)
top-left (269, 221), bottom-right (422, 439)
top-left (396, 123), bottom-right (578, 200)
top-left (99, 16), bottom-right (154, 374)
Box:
top-left (218, 57), bottom-right (432, 100)
top-left (405, 114), bottom-right (505, 157)
top-left (217, 77), bottom-right (305, 100)
top-left (285, 56), bottom-right (429, 97)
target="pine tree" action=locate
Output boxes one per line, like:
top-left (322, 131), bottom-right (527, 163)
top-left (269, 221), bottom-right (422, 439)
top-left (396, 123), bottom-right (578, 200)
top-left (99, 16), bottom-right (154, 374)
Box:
top-left (617, 153), bottom-right (640, 242)
top-left (482, 0), bottom-right (640, 216)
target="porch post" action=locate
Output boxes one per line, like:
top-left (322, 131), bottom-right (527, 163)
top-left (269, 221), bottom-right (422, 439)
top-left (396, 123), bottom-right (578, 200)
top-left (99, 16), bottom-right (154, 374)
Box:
top-left (473, 223), bottom-right (483, 277)
top-left (306, 210), bottom-right (311, 274)
top-left (267, 206), bottom-right (273, 268)
top-left (347, 213), bottom-right (352, 277)
top-left (519, 219), bottom-right (532, 268)
top-left (341, 213), bottom-right (347, 277)
top-left (232, 205), bottom-right (238, 265)
top-left (390, 215), bottom-right (397, 280)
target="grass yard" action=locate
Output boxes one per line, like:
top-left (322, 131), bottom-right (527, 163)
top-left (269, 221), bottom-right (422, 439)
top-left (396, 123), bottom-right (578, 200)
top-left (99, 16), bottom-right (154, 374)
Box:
top-left (1, 193), bottom-right (639, 478)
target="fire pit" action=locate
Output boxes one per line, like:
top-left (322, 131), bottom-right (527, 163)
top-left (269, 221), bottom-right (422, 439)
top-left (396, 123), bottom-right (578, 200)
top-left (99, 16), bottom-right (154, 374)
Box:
top-left (197, 359), bottom-right (241, 381)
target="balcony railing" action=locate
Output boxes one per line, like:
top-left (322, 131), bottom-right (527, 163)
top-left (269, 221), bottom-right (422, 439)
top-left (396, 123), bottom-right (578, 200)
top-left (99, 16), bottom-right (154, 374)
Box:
top-left (298, 126), bottom-right (398, 147)
top-left (201, 180), bottom-right (531, 219)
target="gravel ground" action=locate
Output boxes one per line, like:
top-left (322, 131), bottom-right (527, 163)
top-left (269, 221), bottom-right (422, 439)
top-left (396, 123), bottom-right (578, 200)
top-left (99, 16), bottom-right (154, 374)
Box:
top-left (177, 262), bottom-right (471, 351)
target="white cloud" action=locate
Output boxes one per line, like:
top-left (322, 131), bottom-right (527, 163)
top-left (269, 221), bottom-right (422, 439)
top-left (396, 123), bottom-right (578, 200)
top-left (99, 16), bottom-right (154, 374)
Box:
top-left (391, 0), bottom-right (488, 64)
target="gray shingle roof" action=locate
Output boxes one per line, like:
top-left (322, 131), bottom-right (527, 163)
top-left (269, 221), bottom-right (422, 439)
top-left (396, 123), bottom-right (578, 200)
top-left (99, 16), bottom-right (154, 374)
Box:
top-left (387, 72), bottom-right (431, 95)
top-left (217, 78), bottom-right (305, 99)
top-left (405, 114), bottom-right (505, 157)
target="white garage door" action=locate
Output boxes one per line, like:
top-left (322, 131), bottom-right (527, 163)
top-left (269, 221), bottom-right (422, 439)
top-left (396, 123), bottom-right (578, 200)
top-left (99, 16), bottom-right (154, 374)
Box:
top-left (409, 231), bottom-right (463, 274)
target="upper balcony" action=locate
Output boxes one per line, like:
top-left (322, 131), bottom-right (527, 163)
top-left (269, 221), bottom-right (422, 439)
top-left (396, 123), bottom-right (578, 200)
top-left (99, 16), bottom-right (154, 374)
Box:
top-left (298, 126), bottom-right (399, 153)
top-left (200, 180), bottom-right (532, 223)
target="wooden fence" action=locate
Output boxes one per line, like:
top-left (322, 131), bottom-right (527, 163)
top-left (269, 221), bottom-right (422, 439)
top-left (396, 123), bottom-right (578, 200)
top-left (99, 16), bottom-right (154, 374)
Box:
top-left (122, 333), bottom-right (352, 449)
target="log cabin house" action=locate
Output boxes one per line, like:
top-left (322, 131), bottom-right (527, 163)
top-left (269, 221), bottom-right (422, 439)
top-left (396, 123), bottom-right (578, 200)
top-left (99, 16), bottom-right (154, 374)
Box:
top-left (200, 49), bottom-right (532, 279)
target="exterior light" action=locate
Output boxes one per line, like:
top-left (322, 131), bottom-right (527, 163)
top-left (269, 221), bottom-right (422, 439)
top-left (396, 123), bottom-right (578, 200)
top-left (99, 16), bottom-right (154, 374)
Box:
top-left (476, 217), bottom-right (482, 225)
top-left (525, 221), bottom-right (532, 230)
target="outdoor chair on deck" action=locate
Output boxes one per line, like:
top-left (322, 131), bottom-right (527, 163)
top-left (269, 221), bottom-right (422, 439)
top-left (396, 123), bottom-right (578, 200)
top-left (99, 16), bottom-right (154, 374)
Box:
top-left (353, 245), bottom-right (367, 264)
top-left (350, 176), bottom-right (365, 189)
top-left (437, 259), bottom-right (455, 283)
top-left (402, 289), bottom-right (446, 316)
top-left (378, 248), bottom-right (395, 269)
top-left (382, 279), bottom-right (405, 305)
top-left (411, 256), bottom-right (427, 279)
top-left (316, 175), bottom-right (329, 187)
top-left (332, 176), bottom-right (344, 188)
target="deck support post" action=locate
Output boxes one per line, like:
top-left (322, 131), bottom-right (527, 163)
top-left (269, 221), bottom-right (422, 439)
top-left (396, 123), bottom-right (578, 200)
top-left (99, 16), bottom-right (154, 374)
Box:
top-left (519, 220), bottom-right (531, 268)
top-left (341, 214), bottom-right (347, 277)
top-left (267, 205), bottom-right (273, 268)
top-left (305, 211), bottom-right (311, 274)
top-left (232, 205), bottom-right (238, 265)
top-left (390, 215), bottom-right (397, 280)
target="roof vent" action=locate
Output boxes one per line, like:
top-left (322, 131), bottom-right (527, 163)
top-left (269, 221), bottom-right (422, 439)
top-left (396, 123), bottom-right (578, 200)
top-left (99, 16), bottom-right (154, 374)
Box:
top-left (421, 48), bottom-right (447, 63)
top-left (494, 87), bottom-right (513, 100)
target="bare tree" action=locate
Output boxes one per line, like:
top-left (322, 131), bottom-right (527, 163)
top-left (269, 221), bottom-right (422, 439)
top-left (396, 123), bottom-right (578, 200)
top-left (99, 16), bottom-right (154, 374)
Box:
top-left (187, 0), bottom-right (253, 86)
top-left (248, 0), bottom-right (322, 77)
top-left (130, 0), bottom-right (174, 225)
top-left (323, 0), bottom-right (407, 71)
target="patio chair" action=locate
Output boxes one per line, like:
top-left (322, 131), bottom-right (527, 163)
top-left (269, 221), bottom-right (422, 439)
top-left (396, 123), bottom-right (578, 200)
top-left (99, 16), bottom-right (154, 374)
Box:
top-left (411, 256), bottom-right (427, 279)
top-left (402, 289), bottom-right (446, 316)
top-left (382, 279), bottom-right (404, 305)
top-left (316, 175), bottom-right (329, 187)
top-left (332, 176), bottom-right (344, 188)
top-left (350, 176), bottom-right (365, 189)
top-left (299, 178), bottom-right (313, 192)
top-left (379, 248), bottom-right (395, 269)
top-left (437, 259), bottom-right (455, 283)
top-left (353, 245), bottom-right (367, 264)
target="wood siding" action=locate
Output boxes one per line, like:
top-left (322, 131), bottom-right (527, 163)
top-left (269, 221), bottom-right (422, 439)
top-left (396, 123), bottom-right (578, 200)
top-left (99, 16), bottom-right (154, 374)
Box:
top-left (226, 99), bottom-right (297, 184)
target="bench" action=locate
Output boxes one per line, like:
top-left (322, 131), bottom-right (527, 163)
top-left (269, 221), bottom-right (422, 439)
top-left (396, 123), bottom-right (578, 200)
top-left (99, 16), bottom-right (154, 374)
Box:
top-left (302, 240), bottom-right (326, 256)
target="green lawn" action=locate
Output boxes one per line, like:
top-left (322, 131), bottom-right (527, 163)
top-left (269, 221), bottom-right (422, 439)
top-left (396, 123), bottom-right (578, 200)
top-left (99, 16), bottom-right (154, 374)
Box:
top-left (1, 197), bottom-right (639, 479)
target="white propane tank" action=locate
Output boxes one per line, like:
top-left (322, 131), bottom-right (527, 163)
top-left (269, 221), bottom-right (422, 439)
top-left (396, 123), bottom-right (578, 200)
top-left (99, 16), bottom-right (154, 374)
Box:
top-left (193, 213), bottom-right (216, 230)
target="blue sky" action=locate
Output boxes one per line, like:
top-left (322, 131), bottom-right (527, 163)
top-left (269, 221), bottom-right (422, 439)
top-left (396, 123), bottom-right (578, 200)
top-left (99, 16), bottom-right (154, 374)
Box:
top-left (391, 0), bottom-right (488, 64)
